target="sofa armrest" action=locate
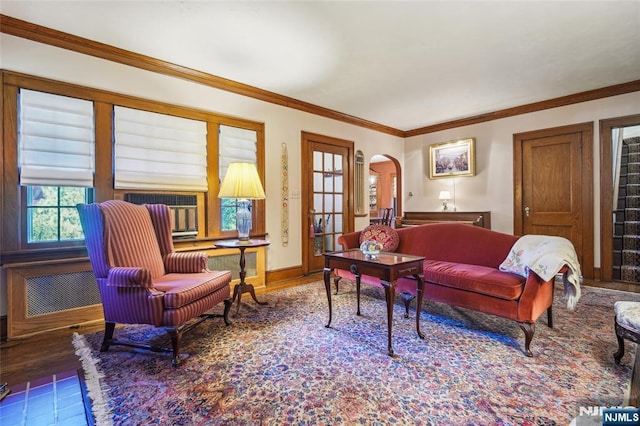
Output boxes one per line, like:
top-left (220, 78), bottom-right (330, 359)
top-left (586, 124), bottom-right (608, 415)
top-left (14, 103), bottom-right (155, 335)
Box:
top-left (517, 268), bottom-right (560, 322)
top-left (107, 267), bottom-right (154, 288)
top-left (337, 231), bottom-right (362, 250)
top-left (164, 252), bottom-right (208, 273)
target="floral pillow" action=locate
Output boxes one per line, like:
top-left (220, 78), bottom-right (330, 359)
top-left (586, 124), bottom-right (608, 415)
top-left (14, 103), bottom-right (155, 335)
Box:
top-left (359, 224), bottom-right (399, 252)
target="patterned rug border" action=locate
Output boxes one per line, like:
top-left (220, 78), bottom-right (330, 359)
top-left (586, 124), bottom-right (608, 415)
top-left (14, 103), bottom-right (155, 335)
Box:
top-left (73, 333), bottom-right (113, 426)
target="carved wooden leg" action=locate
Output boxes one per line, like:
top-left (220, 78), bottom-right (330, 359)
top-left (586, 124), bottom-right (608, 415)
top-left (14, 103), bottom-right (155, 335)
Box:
top-left (614, 333), bottom-right (625, 365)
top-left (400, 293), bottom-right (415, 319)
top-left (614, 319), bottom-right (627, 364)
top-left (518, 322), bottom-right (535, 357)
top-left (223, 298), bottom-right (232, 326)
top-left (333, 276), bottom-right (342, 295)
top-left (547, 305), bottom-right (553, 328)
top-left (324, 267), bottom-right (333, 328)
top-left (356, 274), bottom-right (362, 316)
top-left (101, 321), bottom-right (116, 352)
top-left (381, 280), bottom-right (395, 357)
top-left (166, 328), bottom-right (182, 367)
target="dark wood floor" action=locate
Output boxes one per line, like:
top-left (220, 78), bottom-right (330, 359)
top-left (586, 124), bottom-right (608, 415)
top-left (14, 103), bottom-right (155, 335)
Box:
top-left (1, 276), bottom-right (639, 406)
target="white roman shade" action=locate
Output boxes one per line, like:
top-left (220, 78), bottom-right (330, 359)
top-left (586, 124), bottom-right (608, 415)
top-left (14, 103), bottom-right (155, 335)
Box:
top-left (19, 89), bottom-right (95, 187)
top-left (114, 106), bottom-right (208, 191)
top-left (219, 125), bottom-right (258, 181)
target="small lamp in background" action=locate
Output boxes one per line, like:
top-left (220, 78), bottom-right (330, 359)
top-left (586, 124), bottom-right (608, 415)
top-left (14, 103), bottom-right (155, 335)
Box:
top-left (218, 162), bottom-right (266, 242)
top-left (439, 191), bottom-right (451, 211)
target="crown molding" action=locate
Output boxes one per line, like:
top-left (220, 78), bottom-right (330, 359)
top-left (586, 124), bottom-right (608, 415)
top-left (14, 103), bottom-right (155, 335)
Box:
top-left (405, 80), bottom-right (640, 137)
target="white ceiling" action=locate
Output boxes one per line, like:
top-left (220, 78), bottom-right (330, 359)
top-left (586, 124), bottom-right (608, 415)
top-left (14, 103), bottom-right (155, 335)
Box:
top-left (1, 1), bottom-right (639, 132)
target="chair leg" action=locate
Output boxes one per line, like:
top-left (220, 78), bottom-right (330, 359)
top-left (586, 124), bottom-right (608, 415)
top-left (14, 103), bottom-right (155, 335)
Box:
top-left (223, 298), bottom-right (232, 326)
top-left (518, 322), bottom-right (535, 357)
top-left (547, 305), bottom-right (553, 328)
top-left (614, 333), bottom-right (625, 365)
top-left (334, 276), bottom-right (342, 295)
top-left (614, 319), bottom-right (627, 365)
top-left (166, 327), bottom-right (183, 367)
top-left (101, 321), bottom-right (116, 352)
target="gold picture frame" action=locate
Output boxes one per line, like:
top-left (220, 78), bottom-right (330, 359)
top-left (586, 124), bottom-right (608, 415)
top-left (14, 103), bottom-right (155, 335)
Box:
top-left (429, 138), bottom-right (476, 179)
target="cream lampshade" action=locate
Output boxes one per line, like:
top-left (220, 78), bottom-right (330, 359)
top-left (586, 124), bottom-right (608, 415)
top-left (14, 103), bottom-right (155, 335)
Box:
top-left (218, 162), bottom-right (266, 241)
top-left (438, 190), bottom-right (451, 211)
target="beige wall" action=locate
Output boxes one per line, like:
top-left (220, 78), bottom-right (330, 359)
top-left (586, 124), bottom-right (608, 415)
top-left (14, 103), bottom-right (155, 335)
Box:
top-left (404, 91), bottom-right (640, 268)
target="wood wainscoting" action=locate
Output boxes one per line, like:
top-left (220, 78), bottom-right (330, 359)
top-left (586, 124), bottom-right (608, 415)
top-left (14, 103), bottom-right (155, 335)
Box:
top-left (5, 259), bottom-right (103, 339)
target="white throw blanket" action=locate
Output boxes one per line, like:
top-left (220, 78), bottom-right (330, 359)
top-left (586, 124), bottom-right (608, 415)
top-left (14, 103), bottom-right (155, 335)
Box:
top-left (499, 235), bottom-right (582, 311)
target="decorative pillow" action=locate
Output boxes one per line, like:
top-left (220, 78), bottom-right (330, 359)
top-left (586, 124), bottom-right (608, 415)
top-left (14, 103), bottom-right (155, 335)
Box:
top-left (359, 224), bottom-right (399, 252)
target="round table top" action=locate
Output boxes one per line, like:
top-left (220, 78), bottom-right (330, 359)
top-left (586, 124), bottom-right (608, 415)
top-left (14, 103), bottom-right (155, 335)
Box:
top-left (215, 239), bottom-right (270, 249)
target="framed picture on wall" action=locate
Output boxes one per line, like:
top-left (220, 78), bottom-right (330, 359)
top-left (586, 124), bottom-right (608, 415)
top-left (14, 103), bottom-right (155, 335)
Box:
top-left (429, 138), bottom-right (476, 179)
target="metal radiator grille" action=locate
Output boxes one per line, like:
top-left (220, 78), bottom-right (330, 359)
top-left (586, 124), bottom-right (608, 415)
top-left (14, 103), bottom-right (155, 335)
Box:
top-left (208, 253), bottom-right (256, 281)
top-left (27, 272), bottom-right (101, 317)
top-left (124, 193), bottom-right (198, 237)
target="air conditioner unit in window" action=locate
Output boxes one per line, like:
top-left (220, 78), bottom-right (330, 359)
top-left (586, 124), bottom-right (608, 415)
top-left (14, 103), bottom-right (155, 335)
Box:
top-left (124, 193), bottom-right (198, 238)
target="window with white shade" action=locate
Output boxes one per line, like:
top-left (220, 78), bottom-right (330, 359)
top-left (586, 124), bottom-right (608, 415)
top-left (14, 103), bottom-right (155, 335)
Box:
top-left (218, 125), bottom-right (259, 232)
top-left (114, 106), bottom-right (208, 191)
top-left (18, 89), bottom-right (95, 243)
top-left (218, 125), bottom-right (258, 179)
top-left (19, 89), bottom-right (95, 187)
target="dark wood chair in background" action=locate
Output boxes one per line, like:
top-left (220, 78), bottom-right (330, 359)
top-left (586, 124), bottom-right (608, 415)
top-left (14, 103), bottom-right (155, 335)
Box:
top-left (381, 208), bottom-right (394, 226)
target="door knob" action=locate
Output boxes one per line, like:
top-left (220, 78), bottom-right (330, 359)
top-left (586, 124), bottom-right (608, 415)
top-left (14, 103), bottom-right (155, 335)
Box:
top-left (524, 207), bottom-right (530, 217)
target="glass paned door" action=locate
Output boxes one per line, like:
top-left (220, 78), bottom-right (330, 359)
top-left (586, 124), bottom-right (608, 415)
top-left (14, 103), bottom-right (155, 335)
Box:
top-left (302, 133), bottom-right (353, 273)
top-left (312, 150), bottom-right (344, 256)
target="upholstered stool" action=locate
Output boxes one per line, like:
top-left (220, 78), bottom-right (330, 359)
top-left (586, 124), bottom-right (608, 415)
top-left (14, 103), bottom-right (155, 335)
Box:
top-left (614, 301), bottom-right (640, 364)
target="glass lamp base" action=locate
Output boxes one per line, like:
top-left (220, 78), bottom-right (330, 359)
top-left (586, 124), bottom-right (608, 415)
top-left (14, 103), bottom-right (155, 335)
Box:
top-left (236, 200), bottom-right (251, 241)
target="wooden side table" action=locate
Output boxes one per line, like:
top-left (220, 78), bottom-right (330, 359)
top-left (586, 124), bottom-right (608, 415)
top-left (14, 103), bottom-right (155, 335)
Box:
top-left (323, 249), bottom-right (425, 356)
top-left (215, 239), bottom-right (270, 315)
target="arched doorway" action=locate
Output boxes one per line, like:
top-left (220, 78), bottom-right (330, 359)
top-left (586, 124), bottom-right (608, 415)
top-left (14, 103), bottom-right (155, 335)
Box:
top-left (369, 154), bottom-right (402, 227)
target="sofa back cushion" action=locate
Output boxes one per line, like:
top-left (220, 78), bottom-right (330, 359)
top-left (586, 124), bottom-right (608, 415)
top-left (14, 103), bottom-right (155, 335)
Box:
top-left (359, 224), bottom-right (400, 252)
top-left (396, 223), bottom-right (518, 268)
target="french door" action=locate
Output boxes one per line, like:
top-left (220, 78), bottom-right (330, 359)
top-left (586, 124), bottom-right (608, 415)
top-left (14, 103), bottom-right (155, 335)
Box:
top-left (301, 132), bottom-right (353, 274)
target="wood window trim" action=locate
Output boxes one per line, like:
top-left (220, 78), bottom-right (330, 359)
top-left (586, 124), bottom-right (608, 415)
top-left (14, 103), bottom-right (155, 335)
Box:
top-left (1, 70), bottom-right (265, 260)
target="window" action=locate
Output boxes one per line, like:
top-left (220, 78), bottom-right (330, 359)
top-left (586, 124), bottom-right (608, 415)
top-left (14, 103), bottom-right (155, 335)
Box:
top-left (26, 186), bottom-right (92, 243)
top-left (114, 106), bottom-right (208, 191)
top-left (18, 89), bottom-right (95, 245)
top-left (221, 198), bottom-right (241, 232)
top-left (218, 125), bottom-right (259, 233)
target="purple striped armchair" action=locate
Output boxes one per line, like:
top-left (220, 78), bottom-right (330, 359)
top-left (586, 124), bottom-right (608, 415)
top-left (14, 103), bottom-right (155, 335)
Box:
top-left (77, 200), bottom-right (232, 366)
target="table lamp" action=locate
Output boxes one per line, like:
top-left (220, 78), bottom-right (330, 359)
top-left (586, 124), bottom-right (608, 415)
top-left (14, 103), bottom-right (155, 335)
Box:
top-left (439, 191), bottom-right (451, 211)
top-left (218, 162), bottom-right (266, 241)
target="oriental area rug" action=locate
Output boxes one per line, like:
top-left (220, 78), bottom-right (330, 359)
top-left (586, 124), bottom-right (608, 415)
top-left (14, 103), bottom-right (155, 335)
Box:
top-left (73, 281), bottom-right (639, 425)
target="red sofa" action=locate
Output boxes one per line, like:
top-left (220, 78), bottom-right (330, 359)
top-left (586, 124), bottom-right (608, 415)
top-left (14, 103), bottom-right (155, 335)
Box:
top-left (336, 222), bottom-right (557, 356)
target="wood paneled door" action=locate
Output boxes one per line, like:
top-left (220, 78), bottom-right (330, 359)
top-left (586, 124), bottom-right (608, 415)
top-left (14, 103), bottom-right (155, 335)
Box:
top-left (301, 132), bottom-right (354, 274)
top-left (513, 122), bottom-right (594, 278)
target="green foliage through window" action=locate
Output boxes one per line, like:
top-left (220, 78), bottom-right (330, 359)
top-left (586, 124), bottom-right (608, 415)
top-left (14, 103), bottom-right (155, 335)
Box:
top-left (221, 198), bottom-right (239, 231)
top-left (27, 186), bottom-right (92, 243)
